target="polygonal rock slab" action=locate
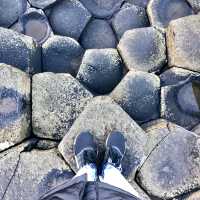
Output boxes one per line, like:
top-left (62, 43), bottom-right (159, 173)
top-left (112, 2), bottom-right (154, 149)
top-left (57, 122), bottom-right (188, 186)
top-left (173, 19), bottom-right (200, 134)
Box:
top-left (0, 64), bottom-right (31, 152)
top-left (112, 5), bottom-right (149, 40)
top-left (0, 28), bottom-right (41, 74)
top-left (126, 0), bottom-right (149, 8)
top-left (32, 73), bottom-right (93, 140)
top-left (176, 190), bottom-right (200, 200)
top-left (111, 71), bottom-right (160, 123)
top-left (192, 123), bottom-right (200, 135)
top-left (76, 49), bottom-right (123, 94)
top-left (167, 15), bottom-right (200, 72)
top-left (80, 19), bottom-right (117, 49)
top-left (0, 0), bottom-right (28, 28)
top-left (42, 36), bottom-right (84, 75)
top-left (118, 27), bottom-right (166, 72)
top-left (137, 123), bottom-right (200, 199)
top-left (161, 75), bottom-right (200, 130)
top-left (160, 67), bottom-right (198, 86)
top-left (59, 96), bottom-right (148, 180)
top-left (79, 0), bottom-right (124, 19)
top-left (48, 0), bottom-right (91, 40)
top-left (1, 148), bottom-right (73, 200)
top-left (147, 0), bottom-right (193, 30)
top-left (28, 0), bottom-right (58, 9)
top-left (187, 0), bottom-right (200, 13)
top-left (18, 8), bottom-right (53, 45)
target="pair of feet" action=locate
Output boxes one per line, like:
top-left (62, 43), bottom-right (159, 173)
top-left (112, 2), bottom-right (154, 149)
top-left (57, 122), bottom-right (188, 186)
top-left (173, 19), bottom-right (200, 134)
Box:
top-left (74, 131), bottom-right (126, 174)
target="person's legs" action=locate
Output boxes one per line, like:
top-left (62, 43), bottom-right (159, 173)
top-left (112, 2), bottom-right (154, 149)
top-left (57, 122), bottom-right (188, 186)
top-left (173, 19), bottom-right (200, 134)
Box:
top-left (100, 131), bottom-right (140, 198)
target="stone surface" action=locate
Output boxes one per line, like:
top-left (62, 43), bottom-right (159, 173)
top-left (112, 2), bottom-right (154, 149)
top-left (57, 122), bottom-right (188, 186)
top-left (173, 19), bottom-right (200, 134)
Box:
top-left (0, 28), bottom-right (41, 74)
top-left (176, 190), bottom-right (200, 200)
top-left (112, 5), bottom-right (149, 40)
top-left (80, 19), bottom-right (117, 49)
top-left (111, 71), bottom-right (160, 123)
top-left (161, 75), bottom-right (200, 130)
top-left (76, 49), bottom-right (123, 94)
top-left (59, 96), bottom-right (148, 180)
top-left (18, 8), bottom-right (53, 45)
top-left (0, 146), bottom-right (73, 200)
top-left (29, 0), bottom-right (58, 9)
top-left (42, 36), bottom-right (84, 75)
top-left (48, 0), bottom-right (91, 40)
top-left (192, 123), bottom-right (200, 135)
top-left (187, 0), bottom-right (200, 13)
top-left (167, 15), bottom-right (200, 72)
top-left (0, 0), bottom-right (28, 28)
top-left (0, 64), bottom-right (31, 152)
top-left (32, 73), bottom-right (93, 140)
top-left (126, 0), bottom-right (149, 8)
top-left (160, 67), bottom-right (198, 86)
top-left (147, 0), bottom-right (193, 30)
top-left (79, 0), bottom-right (124, 19)
top-left (118, 27), bottom-right (166, 72)
top-left (137, 123), bottom-right (200, 199)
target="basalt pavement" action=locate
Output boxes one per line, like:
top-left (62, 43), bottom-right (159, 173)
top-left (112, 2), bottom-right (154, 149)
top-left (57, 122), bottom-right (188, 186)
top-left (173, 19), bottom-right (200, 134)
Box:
top-left (1, 0), bottom-right (200, 199)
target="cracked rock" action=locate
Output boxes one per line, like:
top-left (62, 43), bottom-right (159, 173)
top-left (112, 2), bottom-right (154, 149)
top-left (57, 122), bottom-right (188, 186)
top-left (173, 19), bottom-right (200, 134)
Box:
top-left (42, 35), bottom-right (84, 75)
top-left (59, 96), bottom-right (148, 180)
top-left (80, 19), bottom-right (117, 49)
top-left (0, 64), bottom-right (31, 152)
top-left (32, 73), bottom-right (93, 140)
top-left (28, 0), bottom-right (58, 9)
top-left (0, 0), bottom-right (28, 28)
top-left (48, 0), bottom-right (91, 40)
top-left (112, 5), bottom-right (149, 40)
top-left (0, 28), bottom-right (41, 74)
top-left (147, 0), bottom-right (192, 30)
top-left (167, 15), bottom-right (200, 72)
top-left (187, 0), bottom-right (200, 13)
top-left (118, 27), bottom-right (166, 72)
top-left (137, 123), bottom-right (200, 199)
top-left (18, 8), bottom-right (53, 45)
top-left (77, 49), bottom-right (123, 94)
top-left (111, 71), bottom-right (160, 123)
top-left (161, 75), bottom-right (200, 130)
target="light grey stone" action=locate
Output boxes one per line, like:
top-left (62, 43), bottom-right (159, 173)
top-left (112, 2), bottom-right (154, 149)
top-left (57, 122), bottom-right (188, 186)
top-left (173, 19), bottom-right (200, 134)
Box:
top-left (192, 123), bottom-right (200, 135)
top-left (187, 0), bottom-right (200, 13)
top-left (28, 0), bottom-right (58, 9)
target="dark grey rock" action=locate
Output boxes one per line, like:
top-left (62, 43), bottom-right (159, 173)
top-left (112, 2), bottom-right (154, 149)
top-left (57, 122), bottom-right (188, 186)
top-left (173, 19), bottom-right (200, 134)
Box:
top-left (0, 0), bottom-right (28, 28)
top-left (79, 0), bottom-right (124, 19)
top-left (192, 123), bottom-right (200, 135)
top-left (137, 123), bottom-right (200, 199)
top-left (76, 49), bottom-right (123, 94)
top-left (112, 5), bottom-right (149, 40)
top-left (59, 96), bottom-right (148, 180)
top-left (161, 75), bottom-right (200, 130)
top-left (80, 19), bottom-right (117, 49)
top-left (42, 36), bottom-right (84, 75)
top-left (147, 0), bottom-right (193, 30)
top-left (0, 28), bottom-right (41, 74)
top-left (160, 67), bottom-right (199, 86)
top-left (187, 0), bottom-right (200, 13)
top-left (32, 73), bottom-right (93, 140)
top-left (126, 0), bottom-right (149, 8)
top-left (35, 140), bottom-right (59, 150)
top-left (28, 0), bottom-right (58, 9)
top-left (111, 71), bottom-right (160, 123)
top-left (176, 190), bottom-right (200, 200)
top-left (0, 64), bottom-right (31, 152)
top-left (118, 27), bottom-right (166, 72)
top-left (48, 0), bottom-right (91, 40)
top-left (167, 15), bottom-right (200, 72)
top-left (18, 8), bottom-right (53, 45)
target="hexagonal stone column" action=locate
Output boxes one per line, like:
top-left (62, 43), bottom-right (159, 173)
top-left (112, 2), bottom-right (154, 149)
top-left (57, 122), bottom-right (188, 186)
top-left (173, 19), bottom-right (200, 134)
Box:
top-left (111, 71), bottom-right (160, 123)
top-left (0, 0), bottom-right (28, 28)
top-left (59, 96), bottom-right (148, 180)
top-left (161, 75), bottom-right (200, 130)
top-left (32, 73), bottom-right (93, 140)
top-left (112, 5), bottom-right (149, 40)
top-left (0, 28), bottom-right (41, 74)
top-left (48, 0), bottom-right (91, 40)
top-left (42, 36), bottom-right (84, 75)
top-left (118, 27), bottom-right (166, 72)
top-left (137, 123), bottom-right (200, 199)
top-left (28, 0), bottom-right (58, 9)
top-left (80, 19), bottom-right (117, 49)
top-left (167, 15), bottom-right (200, 72)
top-left (187, 0), bottom-right (200, 13)
top-left (76, 49), bottom-right (123, 94)
top-left (0, 64), bottom-right (30, 152)
top-left (147, 0), bottom-right (192, 30)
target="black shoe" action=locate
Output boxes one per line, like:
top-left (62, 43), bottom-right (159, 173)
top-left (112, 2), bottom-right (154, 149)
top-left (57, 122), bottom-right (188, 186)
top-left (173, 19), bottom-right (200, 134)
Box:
top-left (74, 131), bottom-right (97, 169)
top-left (103, 131), bottom-right (126, 171)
